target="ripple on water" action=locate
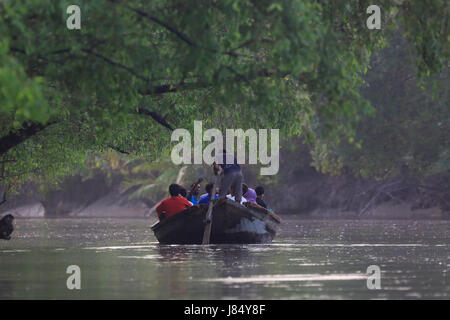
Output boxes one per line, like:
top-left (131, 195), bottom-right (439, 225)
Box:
top-left (270, 243), bottom-right (447, 247)
top-left (201, 273), bottom-right (367, 283)
top-left (83, 245), bottom-right (155, 250)
top-left (118, 255), bottom-right (160, 260)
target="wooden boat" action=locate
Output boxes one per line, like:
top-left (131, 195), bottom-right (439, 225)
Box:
top-left (151, 198), bottom-right (281, 244)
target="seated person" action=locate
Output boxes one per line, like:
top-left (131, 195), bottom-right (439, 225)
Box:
top-left (187, 182), bottom-right (201, 205)
top-left (178, 186), bottom-right (187, 197)
top-left (255, 185), bottom-right (267, 208)
top-left (226, 186), bottom-right (247, 204)
top-left (176, 185), bottom-right (194, 204)
top-left (198, 183), bottom-right (219, 204)
top-left (156, 184), bottom-right (192, 220)
top-left (242, 183), bottom-right (257, 204)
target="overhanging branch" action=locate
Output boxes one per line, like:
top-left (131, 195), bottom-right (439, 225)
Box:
top-left (81, 48), bottom-right (149, 83)
top-left (124, 5), bottom-right (196, 47)
top-left (0, 121), bottom-right (57, 156)
top-left (138, 68), bottom-right (277, 95)
top-left (108, 145), bottom-right (130, 155)
top-left (136, 108), bottom-right (174, 131)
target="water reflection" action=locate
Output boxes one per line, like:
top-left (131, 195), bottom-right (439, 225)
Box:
top-left (155, 245), bottom-right (192, 263)
top-left (201, 273), bottom-right (367, 283)
top-left (0, 218), bottom-right (448, 299)
top-left (0, 280), bottom-right (14, 299)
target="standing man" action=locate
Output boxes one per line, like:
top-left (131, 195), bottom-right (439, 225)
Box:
top-left (213, 149), bottom-right (243, 203)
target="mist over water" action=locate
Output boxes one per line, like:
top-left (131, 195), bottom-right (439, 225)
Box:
top-left (0, 217), bottom-right (448, 299)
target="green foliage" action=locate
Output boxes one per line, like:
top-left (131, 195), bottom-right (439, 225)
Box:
top-left (0, 0), bottom-right (448, 188)
top-left (311, 32), bottom-right (450, 179)
top-left (0, 40), bottom-right (49, 127)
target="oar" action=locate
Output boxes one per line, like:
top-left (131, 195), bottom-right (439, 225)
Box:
top-left (201, 169), bottom-right (221, 245)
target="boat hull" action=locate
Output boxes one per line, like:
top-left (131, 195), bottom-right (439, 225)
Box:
top-left (151, 199), bottom-right (281, 245)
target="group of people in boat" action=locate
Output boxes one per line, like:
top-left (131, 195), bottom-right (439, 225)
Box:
top-left (156, 150), bottom-right (267, 221)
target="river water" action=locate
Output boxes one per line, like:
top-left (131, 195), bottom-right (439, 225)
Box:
top-left (0, 217), bottom-right (448, 299)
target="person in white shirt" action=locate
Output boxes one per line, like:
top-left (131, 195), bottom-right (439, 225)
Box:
top-left (224, 184), bottom-right (247, 205)
top-left (226, 194), bottom-right (247, 204)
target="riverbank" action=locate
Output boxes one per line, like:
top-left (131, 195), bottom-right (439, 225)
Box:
top-left (267, 168), bottom-right (449, 219)
top-left (1, 169), bottom-right (448, 219)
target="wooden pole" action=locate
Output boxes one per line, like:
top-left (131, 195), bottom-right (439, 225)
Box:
top-left (202, 170), bottom-right (221, 245)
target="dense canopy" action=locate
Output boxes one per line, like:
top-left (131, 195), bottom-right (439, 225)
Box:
top-left (0, 0), bottom-right (448, 191)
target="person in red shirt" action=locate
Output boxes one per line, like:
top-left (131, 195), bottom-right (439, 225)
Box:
top-left (156, 184), bottom-right (192, 220)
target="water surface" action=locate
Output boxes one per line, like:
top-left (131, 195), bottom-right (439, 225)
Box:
top-left (0, 217), bottom-right (448, 299)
